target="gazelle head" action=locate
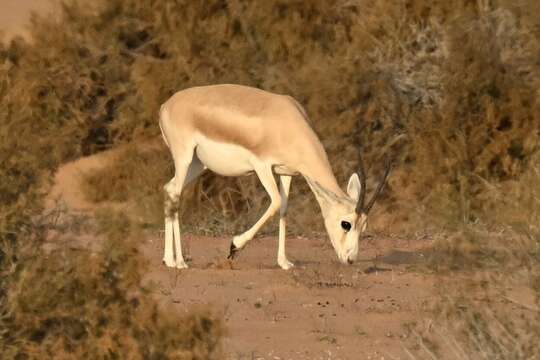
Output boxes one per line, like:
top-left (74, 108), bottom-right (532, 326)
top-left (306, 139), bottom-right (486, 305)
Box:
top-left (315, 157), bottom-right (391, 265)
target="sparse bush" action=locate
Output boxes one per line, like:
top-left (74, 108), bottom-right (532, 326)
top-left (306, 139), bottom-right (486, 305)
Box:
top-left (1, 208), bottom-right (223, 359)
top-left (81, 144), bottom-right (171, 204)
top-left (413, 152), bottom-right (540, 358)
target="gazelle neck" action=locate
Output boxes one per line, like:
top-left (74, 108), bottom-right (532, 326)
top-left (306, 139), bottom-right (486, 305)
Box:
top-left (300, 159), bottom-right (344, 196)
top-left (302, 166), bottom-right (347, 217)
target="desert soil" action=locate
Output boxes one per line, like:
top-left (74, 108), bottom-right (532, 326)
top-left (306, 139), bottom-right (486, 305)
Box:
top-left (46, 148), bottom-right (435, 360)
top-left (0, 0), bottom-right (57, 41)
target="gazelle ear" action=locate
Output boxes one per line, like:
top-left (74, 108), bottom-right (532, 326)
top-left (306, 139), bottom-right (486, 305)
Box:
top-left (347, 173), bottom-right (361, 202)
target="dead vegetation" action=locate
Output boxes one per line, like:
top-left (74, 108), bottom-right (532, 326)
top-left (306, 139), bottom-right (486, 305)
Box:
top-left (1, 208), bottom-right (223, 359)
top-left (1, 0), bottom-right (539, 358)
top-left (412, 152), bottom-right (540, 359)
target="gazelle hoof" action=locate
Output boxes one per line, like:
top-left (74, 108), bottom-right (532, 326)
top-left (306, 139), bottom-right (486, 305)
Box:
top-left (227, 242), bottom-right (239, 259)
top-left (176, 261), bottom-right (188, 269)
top-left (278, 258), bottom-right (295, 270)
top-left (162, 258), bottom-right (176, 268)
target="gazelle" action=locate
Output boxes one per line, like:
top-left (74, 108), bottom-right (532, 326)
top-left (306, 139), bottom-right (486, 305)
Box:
top-left (159, 84), bottom-right (390, 270)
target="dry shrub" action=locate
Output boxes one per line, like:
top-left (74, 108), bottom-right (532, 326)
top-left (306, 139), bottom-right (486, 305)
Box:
top-left (412, 267), bottom-right (540, 360)
top-left (2, 28), bottom-right (225, 354)
top-left (1, 208), bottom-right (223, 359)
top-left (81, 143), bottom-right (172, 208)
top-left (427, 145), bottom-right (540, 272)
top-left (411, 153), bottom-right (540, 358)
top-left (410, 7), bottom-right (539, 225)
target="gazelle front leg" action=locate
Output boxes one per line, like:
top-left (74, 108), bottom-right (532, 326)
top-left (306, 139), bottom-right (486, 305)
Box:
top-left (278, 175), bottom-right (294, 270)
top-left (228, 164), bottom-right (281, 259)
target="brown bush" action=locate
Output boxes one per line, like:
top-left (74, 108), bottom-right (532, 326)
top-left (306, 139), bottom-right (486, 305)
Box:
top-left (0, 208), bottom-right (223, 359)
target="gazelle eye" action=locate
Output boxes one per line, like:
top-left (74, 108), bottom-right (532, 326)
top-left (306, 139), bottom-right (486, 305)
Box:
top-left (341, 221), bottom-right (351, 232)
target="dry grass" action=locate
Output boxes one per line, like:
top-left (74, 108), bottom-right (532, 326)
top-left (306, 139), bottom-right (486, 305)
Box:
top-left (1, 206), bottom-right (223, 359)
top-left (411, 153), bottom-right (540, 359)
top-left (1, 0), bottom-right (539, 357)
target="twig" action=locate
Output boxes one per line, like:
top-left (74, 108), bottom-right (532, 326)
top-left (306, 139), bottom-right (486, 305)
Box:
top-left (503, 295), bottom-right (540, 312)
top-left (402, 344), bottom-right (419, 360)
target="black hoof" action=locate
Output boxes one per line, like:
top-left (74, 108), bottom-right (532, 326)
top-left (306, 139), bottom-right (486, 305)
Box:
top-left (227, 242), bottom-right (238, 259)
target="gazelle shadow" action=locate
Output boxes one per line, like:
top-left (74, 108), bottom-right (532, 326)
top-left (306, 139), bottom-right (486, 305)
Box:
top-left (359, 248), bottom-right (430, 274)
top-left (376, 249), bottom-right (428, 265)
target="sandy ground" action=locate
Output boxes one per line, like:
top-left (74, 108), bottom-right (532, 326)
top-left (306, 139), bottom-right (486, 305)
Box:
top-left (47, 148), bottom-right (435, 360)
top-left (0, 0), bottom-right (57, 41)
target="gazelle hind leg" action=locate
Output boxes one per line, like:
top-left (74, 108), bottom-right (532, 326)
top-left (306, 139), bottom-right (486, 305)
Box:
top-left (164, 175), bottom-right (187, 268)
top-left (278, 175), bottom-right (293, 270)
top-left (228, 164), bottom-right (281, 259)
top-left (163, 149), bottom-right (202, 269)
top-left (176, 154), bottom-right (206, 262)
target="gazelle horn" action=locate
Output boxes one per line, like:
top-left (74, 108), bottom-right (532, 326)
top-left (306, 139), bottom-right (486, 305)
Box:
top-left (355, 154), bottom-right (392, 214)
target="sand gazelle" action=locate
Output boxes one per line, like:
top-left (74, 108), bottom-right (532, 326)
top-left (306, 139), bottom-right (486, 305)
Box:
top-left (158, 84), bottom-right (391, 270)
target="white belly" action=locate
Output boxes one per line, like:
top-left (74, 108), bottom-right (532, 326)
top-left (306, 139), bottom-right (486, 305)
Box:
top-left (195, 135), bottom-right (255, 176)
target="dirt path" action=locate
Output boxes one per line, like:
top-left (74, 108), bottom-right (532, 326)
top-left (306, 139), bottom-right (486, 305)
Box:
top-left (0, 0), bottom-right (57, 41)
top-left (48, 150), bottom-right (434, 360)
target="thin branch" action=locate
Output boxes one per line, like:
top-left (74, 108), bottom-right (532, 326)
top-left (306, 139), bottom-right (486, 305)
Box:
top-left (503, 295), bottom-right (540, 312)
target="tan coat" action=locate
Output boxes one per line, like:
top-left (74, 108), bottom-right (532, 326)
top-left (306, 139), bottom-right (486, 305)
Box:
top-left (160, 84), bottom-right (343, 195)
top-left (159, 84), bottom-right (366, 270)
